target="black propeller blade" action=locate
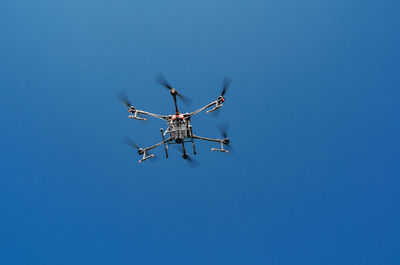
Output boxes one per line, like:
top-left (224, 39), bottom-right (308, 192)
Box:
top-left (122, 136), bottom-right (140, 150)
top-left (217, 122), bottom-right (234, 153)
top-left (185, 155), bottom-right (200, 168)
top-left (155, 73), bottom-right (173, 90)
top-left (116, 90), bottom-right (132, 107)
top-left (122, 136), bottom-right (146, 155)
top-left (211, 78), bottom-right (231, 118)
top-left (217, 122), bottom-right (229, 139)
top-left (122, 137), bottom-right (159, 161)
top-left (221, 77), bottom-right (231, 97)
top-left (172, 144), bottom-right (200, 168)
top-left (155, 74), bottom-right (192, 105)
top-left (176, 93), bottom-right (193, 106)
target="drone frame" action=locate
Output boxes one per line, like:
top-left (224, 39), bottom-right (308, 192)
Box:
top-left (122, 76), bottom-right (231, 163)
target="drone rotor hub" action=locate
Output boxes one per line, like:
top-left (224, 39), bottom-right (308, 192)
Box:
top-left (129, 106), bottom-right (136, 113)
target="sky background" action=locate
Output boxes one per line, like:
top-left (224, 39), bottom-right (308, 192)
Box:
top-left (1, 0), bottom-right (400, 264)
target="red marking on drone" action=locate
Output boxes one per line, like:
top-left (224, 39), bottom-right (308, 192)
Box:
top-left (172, 114), bottom-right (184, 120)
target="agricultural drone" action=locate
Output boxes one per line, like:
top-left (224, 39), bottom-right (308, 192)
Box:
top-left (119, 74), bottom-right (232, 164)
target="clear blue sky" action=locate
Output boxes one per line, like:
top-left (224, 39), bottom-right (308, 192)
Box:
top-left (1, 0), bottom-right (399, 264)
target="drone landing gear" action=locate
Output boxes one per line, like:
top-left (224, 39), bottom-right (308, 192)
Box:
top-left (160, 128), bottom-right (169, 158)
top-left (211, 141), bottom-right (229, 153)
top-left (139, 152), bottom-right (155, 163)
top-left (129, 113), bottom-right (146, 121)
top-left (189, 125), bottom-right (196, 155)
top-left (206, 104), bottom-right (222, 114)
top-left (191, 140), bottom-right (197, 155)
top-left (181, 143), bottom-right (188, 159)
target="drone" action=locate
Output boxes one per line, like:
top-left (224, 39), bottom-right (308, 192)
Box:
top-left (119, 74), bottom-right (232, 164)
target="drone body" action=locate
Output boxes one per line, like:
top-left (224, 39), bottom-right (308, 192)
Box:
top-left (120, 75), bottom-right (231, 163)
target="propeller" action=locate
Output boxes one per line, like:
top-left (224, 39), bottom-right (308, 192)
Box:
top-left (117, 90), bottom-right (148, 124)
top-left (171, 144), bottom-right (200, 168)
top-left (176, 93), bottom-right (193, 106)
top-left (218, 122), bottom-right (229, 139)
top-left (155, 74), bottom-right (193, 105)
top-left (155, 73), bottom-right (173, 90)
top-left (211, 78), bottom-right (231, 118)
top-left (116, 90), bottom-right (132, 108)
top-left (217, 122), bottom-right (234, 153)
top-left (221, 77), bottom-right (231, 97)
top-left (122, 136), bottom-right (139, 149)
top-left (183, 154), bottom-right (200, 168)
top-left (122, 136), bottom-right (144, 155)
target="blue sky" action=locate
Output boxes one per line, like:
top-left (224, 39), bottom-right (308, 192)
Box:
top-left (1, 0), bottom-right (400, 264)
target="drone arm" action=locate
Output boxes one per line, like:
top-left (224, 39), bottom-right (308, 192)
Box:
top-left (192, 135), bottom-right (229, 153)
top-left (137, 138), bottom-right (171, 163)
top-left (143, 138), bottom-right (171, 152)
top-left (192, 134), bottom-right (223, 144)
top-left (188, 100), bottom-right (219, 117)
top-left (136, 138), bottom-right (171, 163)
top-left (133, 109), bottom-right (169, 121)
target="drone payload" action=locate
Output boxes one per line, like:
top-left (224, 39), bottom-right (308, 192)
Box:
top-left (118, 74), bottom-right (232, 164)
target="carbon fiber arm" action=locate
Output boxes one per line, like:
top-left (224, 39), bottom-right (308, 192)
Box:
top-left (188, 100), bottom-right (220, 117)
top-left (143, 138), bottom-right (171, 152)
top-left (130, 109), bottom-right (170, 121)
top-left (192, 135), bottom-right (224, 143)
top-left (137, 138), bottom-right (172, 163)
top-left (192, 135), bottom-right (229, 153)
